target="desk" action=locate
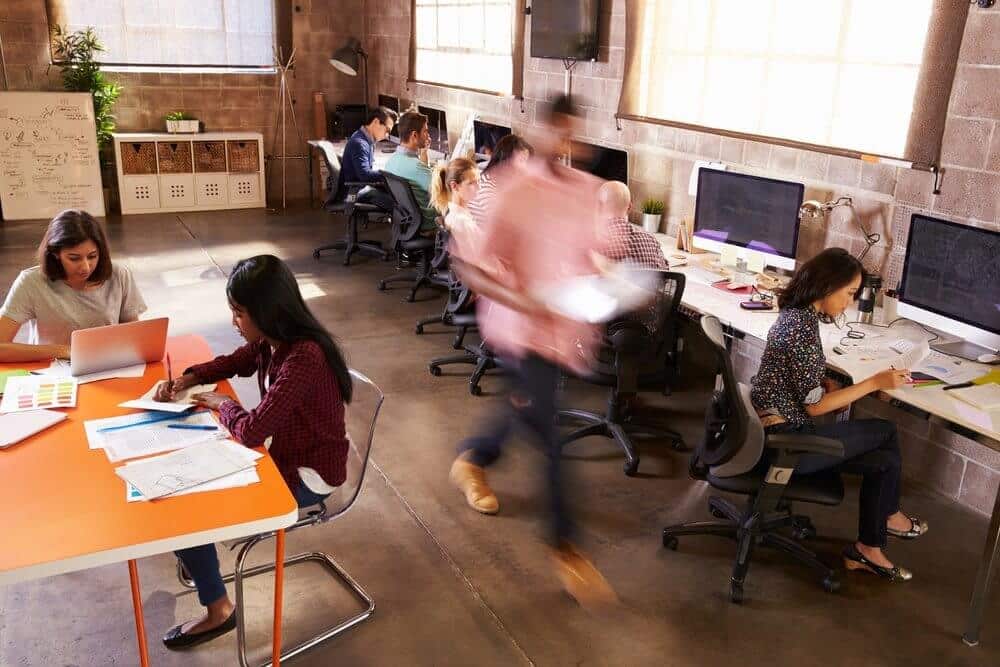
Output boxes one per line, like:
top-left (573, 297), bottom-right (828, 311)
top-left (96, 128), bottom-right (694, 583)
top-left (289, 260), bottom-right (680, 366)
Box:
top-left (654, 233), bottom-right (1000, 646)
top-left (0, 335), bottom-right (298, 666)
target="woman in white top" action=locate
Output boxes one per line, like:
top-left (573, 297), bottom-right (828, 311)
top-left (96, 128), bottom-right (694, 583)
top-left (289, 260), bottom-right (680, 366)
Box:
top-left (0, 209), bottom-right (147, 362)
top-left (430, 157), bottom-right (481, 260)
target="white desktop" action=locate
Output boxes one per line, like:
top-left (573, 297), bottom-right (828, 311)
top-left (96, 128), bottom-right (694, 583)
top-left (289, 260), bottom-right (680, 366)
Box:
top-left (691, 168), bottom-right (803, 273)
top-left (895, 213), bottom-right (1000, 360)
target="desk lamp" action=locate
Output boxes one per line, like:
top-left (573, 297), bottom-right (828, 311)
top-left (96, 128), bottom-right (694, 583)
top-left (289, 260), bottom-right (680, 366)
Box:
top-left (799, 196), bottom-right (882, 324)
top-left (331, 38), bottom-right (369, 116)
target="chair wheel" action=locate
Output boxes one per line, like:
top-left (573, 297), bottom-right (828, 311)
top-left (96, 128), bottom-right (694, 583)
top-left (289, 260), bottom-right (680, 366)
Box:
top-left (312, 250), bottom-right (321, 259)
top-left (730, 582), bottom-right (744, 604)
top-left (470, 384), bottom-right (482, 396)
top-left (429, 365), bottom-right (442, 376)
top-left (710, 507), bottom-right (726, 519)
top-left (405, 295), bottom-right (415, 303)
top-left (671, 439), bottom-right (686, 451)
top-left (624, 459), bottom-right (639, 476)
top-left (377, 282), bottom-right (387, 291)
top-left (662, 534), bottom-right (678, 550)
top-left (822, 575), bottom-right (840, 593)
top-left (415, 324), bottom-right (424, 334)
top-left (793, 525), bottom-right (816, 540)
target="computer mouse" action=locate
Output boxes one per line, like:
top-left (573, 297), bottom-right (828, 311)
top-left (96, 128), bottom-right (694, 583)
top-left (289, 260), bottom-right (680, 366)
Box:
top-left (977, 353), bottom-right (999, 364)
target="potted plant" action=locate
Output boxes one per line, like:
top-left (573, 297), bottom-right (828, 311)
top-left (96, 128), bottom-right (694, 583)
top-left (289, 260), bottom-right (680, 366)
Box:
top-left (165, 112), bottom-right (200, 134)
top-left (51, 26), bottom-right (122, 208)
top-left (641, 198), bottom-right (665, 234)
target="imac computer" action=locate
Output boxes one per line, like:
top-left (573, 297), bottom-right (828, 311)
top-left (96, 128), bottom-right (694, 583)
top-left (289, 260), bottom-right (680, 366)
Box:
top-left (473, 120), bottom-right (511, 161)
top-left (571, 142), bottom-right (628, 183)
top-left (417, 104), bottom-right (448, 153)
top-left (897, 214), bottom-right (1000, 359)
top-left (693, 168), bottom-right (804, 272)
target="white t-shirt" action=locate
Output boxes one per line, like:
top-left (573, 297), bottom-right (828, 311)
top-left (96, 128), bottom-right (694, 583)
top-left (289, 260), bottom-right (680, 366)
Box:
top-left (0, 264), bottom-right (147, 346)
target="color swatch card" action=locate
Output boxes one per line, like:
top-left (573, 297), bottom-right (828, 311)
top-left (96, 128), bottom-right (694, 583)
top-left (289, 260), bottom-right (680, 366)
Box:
top-left (0, 375), bottom-right (77, 413)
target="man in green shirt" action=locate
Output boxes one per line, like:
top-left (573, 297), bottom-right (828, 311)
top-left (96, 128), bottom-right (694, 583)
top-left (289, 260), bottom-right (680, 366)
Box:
top-left (385, 111), bottom-right (439, 231)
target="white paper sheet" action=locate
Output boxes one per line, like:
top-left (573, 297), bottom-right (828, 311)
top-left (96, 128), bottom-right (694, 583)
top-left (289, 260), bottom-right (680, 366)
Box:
top-left (533, 266), bottom-right (661, 324)
top-left (0, 410), bottom-right (67, 448)
top-left (126, 467), bottom-right (260, 502)
top-left (119, 381), bottom-right (217, 413)
top-left (85, 411), bottom-right (225, 462)
top-left (114, 439), bottom-right (259, 500)
top-left (35, 359), bottom-right (146, 384)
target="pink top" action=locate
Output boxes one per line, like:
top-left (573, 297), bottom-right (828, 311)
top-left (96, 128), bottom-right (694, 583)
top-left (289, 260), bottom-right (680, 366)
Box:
top-left (472, 158), bottom-right (604, 374)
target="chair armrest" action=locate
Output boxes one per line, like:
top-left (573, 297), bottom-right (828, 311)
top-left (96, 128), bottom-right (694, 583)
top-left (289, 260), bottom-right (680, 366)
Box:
top-left (765, 433), bottom-right (844, 459)
top-left (344, 181), bottom-right (383, 189)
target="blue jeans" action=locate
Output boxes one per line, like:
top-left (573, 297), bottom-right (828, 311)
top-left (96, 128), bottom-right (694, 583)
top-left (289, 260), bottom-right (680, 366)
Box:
top-left (769, 419), bottom-right (902, 549)
top-left (176, 483), bottom-right (330, 606)
top-left (458, 354), bottom-right (572, 545)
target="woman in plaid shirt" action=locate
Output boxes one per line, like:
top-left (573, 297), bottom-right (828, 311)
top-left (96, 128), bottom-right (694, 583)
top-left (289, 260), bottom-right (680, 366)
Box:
top-left (154, 255), bottom-right (353, 650)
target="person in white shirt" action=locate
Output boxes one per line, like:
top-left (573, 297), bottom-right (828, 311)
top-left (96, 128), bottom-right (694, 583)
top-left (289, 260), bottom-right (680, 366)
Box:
top-left (0, 209), bottom-right (146, 363)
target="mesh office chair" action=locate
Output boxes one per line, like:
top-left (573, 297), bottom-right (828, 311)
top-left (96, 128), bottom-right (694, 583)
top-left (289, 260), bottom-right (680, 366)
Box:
top-left (558, 271), bottom-right (687, 476)
top-left (312, 142), bottom-right (391, 265)
top-left (414, 227), bottom-right (470, 340)
top-left (661, 316), bottom-right (845, 603)
top-left (176, 369), bottom-right (384, 666)
top-left (377, 172), bottom-right (443, 302)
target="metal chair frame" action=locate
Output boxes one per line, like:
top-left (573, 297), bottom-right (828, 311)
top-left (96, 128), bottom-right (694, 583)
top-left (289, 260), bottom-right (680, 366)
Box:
top-left (176, 369), bottom-right (384, 667)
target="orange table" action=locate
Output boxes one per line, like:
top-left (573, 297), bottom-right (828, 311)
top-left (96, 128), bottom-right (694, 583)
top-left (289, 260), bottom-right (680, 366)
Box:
top-left (0, 335), bottom-right (298, 666)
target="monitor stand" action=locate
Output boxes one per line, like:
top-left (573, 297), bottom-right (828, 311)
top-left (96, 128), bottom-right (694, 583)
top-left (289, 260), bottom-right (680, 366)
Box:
top-left (931, 339), bottom-right (995, 362)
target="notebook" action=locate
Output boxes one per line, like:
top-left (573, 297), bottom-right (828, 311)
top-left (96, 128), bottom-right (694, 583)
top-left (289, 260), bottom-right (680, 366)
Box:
top-left (0, 410), bottom-right (68, 448)
top-left (950, 384), bottom-right (1000, 412)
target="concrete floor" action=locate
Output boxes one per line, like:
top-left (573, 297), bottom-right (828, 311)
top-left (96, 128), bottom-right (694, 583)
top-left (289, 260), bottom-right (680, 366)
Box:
top-left (0, 207), bottom-right (998, 666)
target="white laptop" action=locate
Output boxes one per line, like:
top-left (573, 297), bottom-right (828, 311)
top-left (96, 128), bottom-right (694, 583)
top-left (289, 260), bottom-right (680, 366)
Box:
top-left (70, 318), bottom-right (169, 377)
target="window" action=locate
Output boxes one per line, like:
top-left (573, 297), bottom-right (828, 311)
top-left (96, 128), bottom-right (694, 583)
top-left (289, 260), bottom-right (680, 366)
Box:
top-left (412, 0), bottom-right (518, 95)
top-left (47, 1), bottom-right (278, 69)
top-left (619, 0), bottom-right (968, 165)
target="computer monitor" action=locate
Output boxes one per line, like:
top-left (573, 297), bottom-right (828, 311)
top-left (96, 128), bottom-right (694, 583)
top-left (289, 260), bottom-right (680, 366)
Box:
top-left (378, 94), bottom-right (400, 139)
top-left (570, 142), bottom-right (628, 183)
top-left (417, 104), bottom-right (448, 152)
top-left (692, 168), bottom-right (803, 272)
top-left (473, 120), bottom-right (511, 160)
top-left (897, 214), bottom-right (1000, 354)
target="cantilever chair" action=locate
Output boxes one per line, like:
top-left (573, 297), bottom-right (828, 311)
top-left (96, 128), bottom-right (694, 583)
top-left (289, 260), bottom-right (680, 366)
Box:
top-left (558, 271), bottom-right (687, 476)
top-left (176, 369), bottom-right (384, 666)
top-left (312, 142), bottom-right (390, 265)
top-left (377, 172), bottom-right (443, 302)
top-left (661, 316), bottom-right (845, 603)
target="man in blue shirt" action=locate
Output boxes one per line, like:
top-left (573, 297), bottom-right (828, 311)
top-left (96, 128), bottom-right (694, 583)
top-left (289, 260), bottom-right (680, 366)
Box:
top-left (328, 106), bottom-right (397, 211)
top-left (385, 111), bottom-right (439, 231)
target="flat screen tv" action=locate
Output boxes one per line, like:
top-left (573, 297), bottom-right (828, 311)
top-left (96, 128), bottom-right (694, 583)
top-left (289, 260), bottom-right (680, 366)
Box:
top-left (530, 1), bottom-right (601, 61)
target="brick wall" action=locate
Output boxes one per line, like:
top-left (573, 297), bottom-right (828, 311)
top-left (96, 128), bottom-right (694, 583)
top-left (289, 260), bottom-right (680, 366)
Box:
top-left (367, 0), bottom-right (1000, 514)
top-left (0, 0), bottom-right (368, 202)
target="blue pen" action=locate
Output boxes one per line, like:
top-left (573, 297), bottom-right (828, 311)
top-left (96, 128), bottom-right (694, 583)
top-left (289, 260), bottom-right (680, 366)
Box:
top-left (166, 424), bottom-right (218, 431)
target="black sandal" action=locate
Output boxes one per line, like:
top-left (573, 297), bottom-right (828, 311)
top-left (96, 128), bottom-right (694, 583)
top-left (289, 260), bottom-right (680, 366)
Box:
top-left (887, 515), bottom-right (928, 540)
top-left (163, 611), bottom-right (237, 650)
top-left (843, 545), bottom-right (912, 582)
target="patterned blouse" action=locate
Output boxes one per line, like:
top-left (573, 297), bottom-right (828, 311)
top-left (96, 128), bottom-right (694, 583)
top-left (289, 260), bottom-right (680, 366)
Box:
top-left (750, 306), bottom-right (826, 427)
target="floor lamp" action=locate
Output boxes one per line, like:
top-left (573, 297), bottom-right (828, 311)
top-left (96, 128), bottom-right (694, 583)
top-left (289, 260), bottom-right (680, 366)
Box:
top-left (330, 38), bottom-right (369, 116)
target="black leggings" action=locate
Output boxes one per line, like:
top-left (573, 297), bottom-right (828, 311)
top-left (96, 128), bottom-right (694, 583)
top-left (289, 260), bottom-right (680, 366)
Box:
top-left (770, 419), bottom-right (902, 549)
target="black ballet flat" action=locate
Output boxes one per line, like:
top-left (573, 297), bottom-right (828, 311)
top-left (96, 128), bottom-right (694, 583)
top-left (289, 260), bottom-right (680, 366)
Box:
top-left (887, 515), bottom-right (929, 540)
top-left (163, 611), bottom-right (237, 650)
top-left (843, 545), bottom-right (912, 582)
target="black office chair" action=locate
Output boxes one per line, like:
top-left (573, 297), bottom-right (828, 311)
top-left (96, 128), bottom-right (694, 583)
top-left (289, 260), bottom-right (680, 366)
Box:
top-left (558, 270), bottom-right (687, 476)
top-left (312, 144), bottom-right (390, 265)
top-left (661, 315), bottom-right (845, 603)
top-left (377, 172), bottom-right (445, 302)
top-left (415, 228), bottom-right (471, 342)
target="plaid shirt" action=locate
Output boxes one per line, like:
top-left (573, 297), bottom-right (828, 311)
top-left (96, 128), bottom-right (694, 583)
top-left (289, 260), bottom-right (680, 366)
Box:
top-left (602, 217), bottom-right (668, 269)
top-left (187, 339), bottom-right (349, 490)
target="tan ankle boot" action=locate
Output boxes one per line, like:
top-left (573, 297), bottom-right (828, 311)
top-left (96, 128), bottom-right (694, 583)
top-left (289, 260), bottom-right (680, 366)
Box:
top-left (449, 457), bottom-right (499, 514)
top-left (550, 542), bottom-right (619, 609)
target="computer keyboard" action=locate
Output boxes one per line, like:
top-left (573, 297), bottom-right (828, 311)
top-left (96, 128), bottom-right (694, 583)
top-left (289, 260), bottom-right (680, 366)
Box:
top-left (684, 266), bottom-right (724, 286)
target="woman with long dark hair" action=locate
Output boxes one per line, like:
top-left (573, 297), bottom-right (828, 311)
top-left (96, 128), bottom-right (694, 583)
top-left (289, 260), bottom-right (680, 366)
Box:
top-left (0, 209), bottom-right (146, 362)
top-left (751, 247), bottom-right (927, 583)
top-left (154, 254), bottom-right (352, 649)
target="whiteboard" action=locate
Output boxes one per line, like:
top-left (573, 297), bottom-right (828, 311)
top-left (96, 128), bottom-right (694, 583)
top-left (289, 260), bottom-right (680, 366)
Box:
top-left (0, 92), bottom-right (106, 221)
